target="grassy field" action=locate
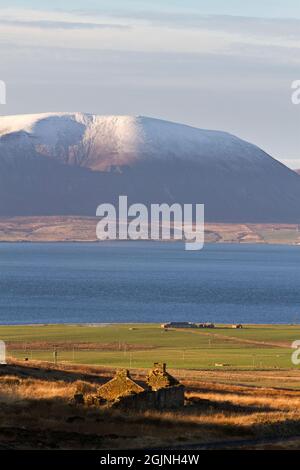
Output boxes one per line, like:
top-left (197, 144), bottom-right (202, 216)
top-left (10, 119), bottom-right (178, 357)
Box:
top-left (1, 323), bottom-right (299, 372)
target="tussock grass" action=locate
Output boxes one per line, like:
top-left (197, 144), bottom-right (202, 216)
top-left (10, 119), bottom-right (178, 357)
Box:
top-left (1, 360), bottom-right (300, 449)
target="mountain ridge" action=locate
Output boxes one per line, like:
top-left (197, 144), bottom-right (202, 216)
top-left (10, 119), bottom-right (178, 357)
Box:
top-left (0, 112), bottom-right (270, 170)
top-left (0, 112), bottom-right (300, 222)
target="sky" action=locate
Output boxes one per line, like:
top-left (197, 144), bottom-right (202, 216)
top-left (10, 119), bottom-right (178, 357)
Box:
top-left (0, 1), bottom-right (299, 167)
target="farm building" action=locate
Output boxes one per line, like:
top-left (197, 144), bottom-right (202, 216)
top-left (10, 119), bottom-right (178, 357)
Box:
top-left (161, 322), bottom-right (198, 329)
top-left (161, 322), bottom-right (215, 329)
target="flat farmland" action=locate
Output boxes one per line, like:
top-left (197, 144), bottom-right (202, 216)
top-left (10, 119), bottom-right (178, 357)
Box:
top-left (1, 323), bottom-right (299, 373)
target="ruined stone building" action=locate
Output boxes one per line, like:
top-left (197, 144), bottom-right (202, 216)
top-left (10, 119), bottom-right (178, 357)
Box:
top-left (75, 363), bottom-right (184, 411)
top-left (146, 362), bottom-right (179, 390)
top-left (97, 368), bottom-right (144, 401)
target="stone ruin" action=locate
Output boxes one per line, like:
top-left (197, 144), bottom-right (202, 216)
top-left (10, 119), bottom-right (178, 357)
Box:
top-left (96, 368), bottom-right (144, 401)
top-left (146, 362), bottom-right (179, 390)
top-left (73, 363), bottom-right (184, 411)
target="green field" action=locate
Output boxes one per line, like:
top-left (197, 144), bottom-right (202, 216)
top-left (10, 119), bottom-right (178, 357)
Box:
top-left (1, 323), bottom-right (299, 370)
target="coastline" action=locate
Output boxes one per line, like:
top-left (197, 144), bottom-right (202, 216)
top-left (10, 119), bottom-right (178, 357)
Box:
top-left (0, 216), bottom-right (300, 245)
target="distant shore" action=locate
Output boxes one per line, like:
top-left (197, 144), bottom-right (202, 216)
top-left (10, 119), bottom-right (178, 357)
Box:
top-left (0, 216), bottom-right (300, 245)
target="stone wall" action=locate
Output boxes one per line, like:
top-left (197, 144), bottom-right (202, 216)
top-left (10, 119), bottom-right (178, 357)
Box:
top-left (111, 384), bottom-right (185, 411)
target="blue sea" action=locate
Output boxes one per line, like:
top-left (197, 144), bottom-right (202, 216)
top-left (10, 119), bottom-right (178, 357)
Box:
top-left (0, 242), bottom-right (300, 325)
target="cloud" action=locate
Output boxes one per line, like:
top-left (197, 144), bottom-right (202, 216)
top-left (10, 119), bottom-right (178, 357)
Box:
top-left (0, 19), bottom-right (129, 30)
top-left (0, 9), bottom-right (299, 59)
top-left (78, 8), bottom-right (300, 40)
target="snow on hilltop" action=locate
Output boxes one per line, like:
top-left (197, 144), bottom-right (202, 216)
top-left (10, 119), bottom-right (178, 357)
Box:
top-left (0, 112), bottom-right (270, 171)
top-left (0, 112), bottom-right (300, 222)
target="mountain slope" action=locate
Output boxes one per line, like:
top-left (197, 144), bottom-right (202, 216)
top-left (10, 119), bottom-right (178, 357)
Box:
top-left (0, 112), bottom-right (300, 222)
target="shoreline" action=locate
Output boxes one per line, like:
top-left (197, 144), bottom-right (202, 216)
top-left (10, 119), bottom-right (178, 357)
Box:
top-left (0, 216), bottom-right (299, 244)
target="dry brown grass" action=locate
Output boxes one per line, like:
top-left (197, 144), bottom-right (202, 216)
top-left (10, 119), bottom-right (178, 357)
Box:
top-left (0, 375), bottom-right (99, 402)
top-left (0, 216), bottom-right (299, 245)
top-left (1, 360), bottom-right (300, 449)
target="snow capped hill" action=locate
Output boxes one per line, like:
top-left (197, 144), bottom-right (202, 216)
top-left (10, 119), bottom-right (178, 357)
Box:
top-left (0, 112), bottom-right (299, 222)
top-left (0, 112), bottom-right (271, 170)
